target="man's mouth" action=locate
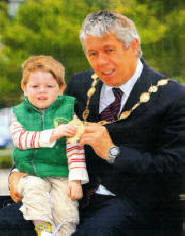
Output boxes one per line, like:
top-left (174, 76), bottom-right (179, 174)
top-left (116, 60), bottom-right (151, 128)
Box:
top-left (102, 69), bottom-right (115, 76)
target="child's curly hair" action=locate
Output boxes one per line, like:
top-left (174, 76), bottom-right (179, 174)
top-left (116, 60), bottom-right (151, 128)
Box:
top-left (21, 55), bottom-right (65, 90)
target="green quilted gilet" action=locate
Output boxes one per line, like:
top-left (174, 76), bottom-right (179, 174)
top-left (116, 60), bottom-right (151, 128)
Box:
top-left (13, 96), bottom-right (75, 178)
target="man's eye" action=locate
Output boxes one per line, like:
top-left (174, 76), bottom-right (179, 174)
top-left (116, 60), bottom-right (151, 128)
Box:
top-left (106, 48), bottom-right (114, 53)
top-left (89, 52), bottom-right (97, 57)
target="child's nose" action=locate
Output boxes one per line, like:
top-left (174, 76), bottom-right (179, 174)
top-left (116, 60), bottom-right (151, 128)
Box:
top-left (39, 86), bottom-right (46, 92)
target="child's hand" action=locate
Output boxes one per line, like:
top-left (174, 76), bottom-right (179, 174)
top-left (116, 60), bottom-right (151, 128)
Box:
top-left (50, 124), bottom-right (76, 142)
top-left (56, 124), bottom-right (77, 138)
top-left (67, 180), bottom-right (83, 200)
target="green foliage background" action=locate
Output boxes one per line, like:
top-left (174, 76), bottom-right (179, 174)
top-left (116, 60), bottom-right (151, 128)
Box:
top-left (0, 0), bottom-right (185, 108)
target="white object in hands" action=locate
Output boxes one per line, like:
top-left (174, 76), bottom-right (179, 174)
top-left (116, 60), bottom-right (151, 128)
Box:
top-left (67, 119), bottom-right (85, 144)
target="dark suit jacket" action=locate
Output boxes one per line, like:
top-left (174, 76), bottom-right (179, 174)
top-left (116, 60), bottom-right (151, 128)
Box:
top-left (65, 59), bottom-right (185, 227)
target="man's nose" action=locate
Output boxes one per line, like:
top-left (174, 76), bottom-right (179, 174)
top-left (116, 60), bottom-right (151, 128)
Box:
top-left (97, 53), bottom-right (108, 66)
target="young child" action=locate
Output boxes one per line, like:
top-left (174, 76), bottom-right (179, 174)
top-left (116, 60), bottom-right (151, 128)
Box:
top-left (10, 55), bottom-right (89, 236)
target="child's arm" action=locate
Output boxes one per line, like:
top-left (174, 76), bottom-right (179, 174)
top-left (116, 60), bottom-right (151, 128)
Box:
top-left (10, 112), bottom-right (76, 149)
top-left (67, 141), bottom-right (89, 200)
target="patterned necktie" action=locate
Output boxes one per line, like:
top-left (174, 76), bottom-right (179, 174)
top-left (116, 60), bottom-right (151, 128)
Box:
top-left (100, 87), bottom-right (123, 121)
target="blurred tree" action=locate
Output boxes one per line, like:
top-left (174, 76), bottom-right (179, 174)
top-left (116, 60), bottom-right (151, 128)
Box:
top-left (0, 0), bottom-right (184, 107)
top-left (0, 0), bottom-right (90, 107)
top-left (136, 0), bottom-right (185, 80)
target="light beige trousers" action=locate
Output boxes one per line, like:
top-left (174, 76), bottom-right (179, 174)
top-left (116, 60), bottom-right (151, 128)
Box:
top-left (18, 175), bottom-right (79, 236)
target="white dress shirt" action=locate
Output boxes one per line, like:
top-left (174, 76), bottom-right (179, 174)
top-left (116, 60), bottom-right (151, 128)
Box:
top-left (96, 59), bottom-right (143, 195)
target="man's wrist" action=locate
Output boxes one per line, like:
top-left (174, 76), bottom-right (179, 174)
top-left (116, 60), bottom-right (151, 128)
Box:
top-left (106, 146), bottom-right (120, 164)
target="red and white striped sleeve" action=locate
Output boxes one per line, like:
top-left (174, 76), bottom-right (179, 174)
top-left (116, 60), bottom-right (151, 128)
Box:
top-left (67, 141), bottom-right (89, 184)
top-left (10, 112), bottom-right (55, 149)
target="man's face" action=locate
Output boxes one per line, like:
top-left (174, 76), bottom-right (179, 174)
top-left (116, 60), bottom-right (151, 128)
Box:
top-left (85, 33), bottom-right (139, 86)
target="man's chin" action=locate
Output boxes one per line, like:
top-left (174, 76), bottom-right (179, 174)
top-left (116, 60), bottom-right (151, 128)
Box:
top-left (104, 80), bottom-right (120, 87)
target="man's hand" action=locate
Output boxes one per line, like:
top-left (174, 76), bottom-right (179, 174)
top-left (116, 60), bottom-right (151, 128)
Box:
top-left (80, 123), bottom-right (114, 159)
top-left (67, 180), bottom-right (83, 200)
top-left (9, 171), bottom-right (27, 202)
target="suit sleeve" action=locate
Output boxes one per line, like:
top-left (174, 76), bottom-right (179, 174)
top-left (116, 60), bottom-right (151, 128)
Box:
top-left (113, 87), bottom-right (185, 175)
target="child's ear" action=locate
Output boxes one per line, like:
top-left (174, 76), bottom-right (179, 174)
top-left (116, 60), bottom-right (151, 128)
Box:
top-left (59, 84), bottom-right (66, 95)
top-left (21, 85), bottom-right (27, 96)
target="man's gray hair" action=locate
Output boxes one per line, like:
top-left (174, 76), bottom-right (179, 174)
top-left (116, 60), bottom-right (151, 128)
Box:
top-left (80, 10), bottom-right (142, 57)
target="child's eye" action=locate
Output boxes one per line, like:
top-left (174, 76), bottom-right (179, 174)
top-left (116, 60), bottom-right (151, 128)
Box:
top-left (48, 85), bottom-right (53, 88)
top-left (32, 85), bottom-right (38, 88)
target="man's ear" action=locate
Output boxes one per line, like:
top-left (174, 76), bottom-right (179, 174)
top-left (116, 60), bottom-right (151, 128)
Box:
top-left (131, 38), bottom-right (140, 56)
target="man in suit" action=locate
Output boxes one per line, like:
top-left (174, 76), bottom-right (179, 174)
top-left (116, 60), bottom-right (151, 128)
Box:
top-left (65, 10), bottom-right (185, 235)
top-left (1, 9), bottom-right (185, 236)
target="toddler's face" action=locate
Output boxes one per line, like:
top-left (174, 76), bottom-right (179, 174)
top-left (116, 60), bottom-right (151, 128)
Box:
top-left (23, 71), bottom-right (63, 109)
